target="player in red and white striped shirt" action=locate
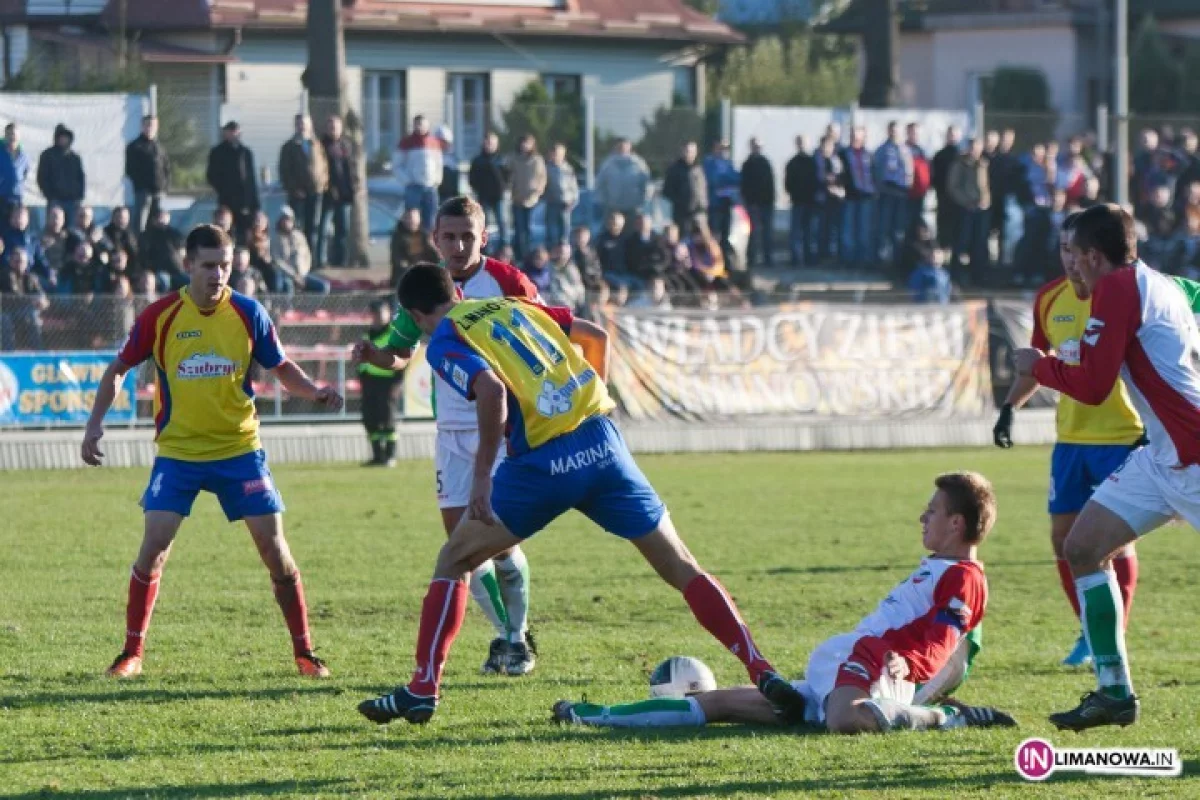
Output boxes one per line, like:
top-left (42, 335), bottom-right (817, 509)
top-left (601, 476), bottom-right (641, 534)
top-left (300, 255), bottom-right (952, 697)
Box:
top-left (1014, 204), bottom-right (1200, 731)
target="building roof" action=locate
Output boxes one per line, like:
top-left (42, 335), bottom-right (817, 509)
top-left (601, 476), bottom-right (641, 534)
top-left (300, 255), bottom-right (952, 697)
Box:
top-left (100, 0), bottom-right (742, 44)
top-left (822, 0), bottom-right (1200, 35)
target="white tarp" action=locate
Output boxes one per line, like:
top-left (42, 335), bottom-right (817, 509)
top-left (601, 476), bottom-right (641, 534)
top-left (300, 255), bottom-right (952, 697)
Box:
top-left (732, 105), bottom-right (973, 209)
top-left (0, 93), bottom-right (144, 209)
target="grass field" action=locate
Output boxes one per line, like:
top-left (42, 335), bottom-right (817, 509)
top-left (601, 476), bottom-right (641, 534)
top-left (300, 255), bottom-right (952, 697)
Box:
top-left (2, 447), bottom-right (1199, 798)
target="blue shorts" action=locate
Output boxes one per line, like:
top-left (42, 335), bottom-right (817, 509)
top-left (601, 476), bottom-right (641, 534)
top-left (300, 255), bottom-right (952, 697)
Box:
top-left (1049, 442), bottom-right (1138, 515)
top-left (141, 449), bottom-right (285, 522)
top-left (492, 416), bottom-right (666, 539)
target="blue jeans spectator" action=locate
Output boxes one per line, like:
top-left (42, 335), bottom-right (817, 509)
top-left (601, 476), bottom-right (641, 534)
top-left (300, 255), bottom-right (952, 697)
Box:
top-left (841, 198), bottom-right (874, 267)
top-left (955, 208), bottom-right (991, 283)
top-left (817, 201), bottom-right (841, 261)
top-left (481, 201), bottom-right (507, 250)
top-left (318, 197), bottom-right (349, 267)
top-left (747, 204), bottom-right (774, 267)
top-left (404, 184), bottom-right (439, 232)
top-left (545, 202), bottom-right (571, 248)
top-left (789, 204), bottom-right (813, 266)
top-left (709, 199), bottom-right (733, 244)
top-left (1000, 196), bottom-right (1023, 267)
top-left (512, 204), bottom-right (534, 261)
top-left (303, 273), bottom-right (331, 294)
top-left (131, 191), bottom-right (162, 234)
top-left (875, 190), bottom-right (908, 264)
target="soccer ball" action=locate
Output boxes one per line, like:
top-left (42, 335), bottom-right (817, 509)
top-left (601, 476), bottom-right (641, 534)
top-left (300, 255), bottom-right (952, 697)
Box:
top-left (649, 656), bottom-right (717, 698)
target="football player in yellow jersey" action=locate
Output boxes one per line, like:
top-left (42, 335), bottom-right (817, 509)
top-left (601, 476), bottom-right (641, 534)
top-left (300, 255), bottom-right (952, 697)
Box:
top-left (993, 211), bottom-right (1139, 667)
top-left (358, 263), bottom-right (807, 726)
top-left (81, 225), bottom-right (344, 680)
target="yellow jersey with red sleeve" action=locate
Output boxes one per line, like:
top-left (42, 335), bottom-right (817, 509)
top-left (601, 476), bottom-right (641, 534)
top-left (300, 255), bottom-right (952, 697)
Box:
top-left (1031, 277), bottom-right (1142, 445)
top-left (118, 286), bottom-right (287, 461)
top-left (424, 298), bottom-right (615, 454)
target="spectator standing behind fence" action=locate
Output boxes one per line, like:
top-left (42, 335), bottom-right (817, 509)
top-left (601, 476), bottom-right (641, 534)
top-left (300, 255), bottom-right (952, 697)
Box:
top-left (207, 121), bottom-right (260, 242)
top-left (545, 242), bottom-right (586, 312)
top-left (595, 138), bottom-right (650, 222)
top-left (625, 212), bottom-right (668, 291)
top-left (522, 246), bottom-right (553, 295)
top-left (104, 206), bottom-right (139, 266)
top-left (65, 205), bottom-right (109, 264)
top-left (569, 225), bottom-right (604, 295)
top-left (813, 134), bottom-right (844, 263)
top-left (394, 115), bottom-right (442, 231)
top-left (319, 114), bottom-right (357, 268)
top-left (468, 132), bottom-right (507, 249)
top-left (509, 134), bottom-right (546, 261)
top-left (36, 124), bottom-right (84, 228)
top-left (140, 208), bottom-right (187, 292)
top-left (988, 129), bottom-right (1022, 268)
top-left (41, 205), bottom-right (68, 277)
top-left (3, 205), bottom-right (51, 289)
top-left (0, 124), bottom-right (31, 219)
top-left (359, 299), bottom-right (404, 468)
top-left (740, 137), bottom-right (776, 269)
top-left (126, 115), bottom-right (170, 233)
top-left (247, 210), bottom-right (291, 294)
top-left (97, 247), bottom-right (134, 296)
top-left (595, 210), bottom-right (631, 301)
top-left (276, 207), bottom-right (330, 294)
top-left (389, 207), bottom-right (438, 288)
top-left (872, 121), bottom-right (912, 266)
top-left (946, 137), bottom-right (991, 285)
top-left (435, 126), bottom-right (457, 206)
top-left (59, 240), bottom-right (98, 297)
top-left (932, 126), bottom-right (961, 251)
top-left (0, 247), bottom-right (47, 349)
top-left (544, 143), bottom-right (578, 249)
top-left (279, 114), bottom-right (329, 255)
top-left (663, 141), bottom-right (708, 237)
top-left (908, 247), bottom-right (951, 305)
top-left (230, 246), bottom-right (265, 296)
top-left (703, 139), bottom-right (739, 245)
top-left (906, 123), bottom-right (931, 230)
top-left (785, 135), bottom-right (817, 267)
top-left (840, 126), bottom-right (876, 268)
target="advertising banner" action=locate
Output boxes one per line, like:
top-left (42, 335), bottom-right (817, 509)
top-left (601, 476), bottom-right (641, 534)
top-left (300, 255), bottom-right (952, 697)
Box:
top-left (0, 351), bottom-right (135, 426)
top-left (602, 302), bottom-right (992, 420)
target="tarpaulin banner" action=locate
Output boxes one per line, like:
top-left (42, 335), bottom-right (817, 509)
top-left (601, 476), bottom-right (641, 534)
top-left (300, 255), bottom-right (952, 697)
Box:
top-left (602, 302), bottom-right (993, 420)
top-left (0, 351), bottom-right (135, 426)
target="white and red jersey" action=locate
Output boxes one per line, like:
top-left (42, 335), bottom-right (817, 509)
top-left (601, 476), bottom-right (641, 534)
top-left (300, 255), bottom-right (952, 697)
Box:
top-left (851, 558), bottom-right (987, 683)
top-left (1034, 261), bottom-right (1200, 467)
top-left (435, 258), bottom-right (541, 431)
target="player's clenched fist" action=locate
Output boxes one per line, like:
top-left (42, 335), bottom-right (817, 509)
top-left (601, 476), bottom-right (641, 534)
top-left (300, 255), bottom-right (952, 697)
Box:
top-left (81, 425), bottom-right (105, 466)
top-left (314, 386), bottom-right (344, 412)
top-left (1012, 347), bottom-right (1045, 377)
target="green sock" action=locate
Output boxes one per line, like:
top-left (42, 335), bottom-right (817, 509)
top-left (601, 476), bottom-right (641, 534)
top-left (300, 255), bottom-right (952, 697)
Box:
top-left (572, 698), bottom-right (705, 728)
top-left (468, 561), bottom-right (508, 638)
top-left (1077, 571), bottom-right (1133, 700)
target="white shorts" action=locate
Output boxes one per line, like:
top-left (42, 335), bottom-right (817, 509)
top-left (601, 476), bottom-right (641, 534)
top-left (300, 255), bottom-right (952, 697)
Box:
top-left (789, 634), bottom-right (915, 724)
top-left (1090, 446), bottom-right (1200, 535)
top-left (435, 429), bottom-right (506, 510)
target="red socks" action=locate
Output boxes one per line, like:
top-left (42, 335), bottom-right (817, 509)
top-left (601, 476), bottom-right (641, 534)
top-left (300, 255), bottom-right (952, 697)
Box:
top-left (408, 579), bottom-right (469, 697)
top-left (683, 573), bottom-right (774, 684)
top-left (272, 572), bottom-right (313, 657)
top-left (1113, 552), bottom-right (1138, 627)
top-left (1058, 554), bottom-right (1137, 628)
top-left (1056, 559), bottom-right (1082, 618)
top-left (124, 567), bottom-right (161, 657)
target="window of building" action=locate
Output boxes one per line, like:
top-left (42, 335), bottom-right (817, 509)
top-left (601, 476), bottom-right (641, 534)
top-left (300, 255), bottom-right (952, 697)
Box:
top-left (362, 70), bottom-right (406, 159)
top-left (542, 74), bottom-right (581, 103)
top-left (672, 66), bottom-right (696, 108)
top-left (450, 73), bottom-right (490, 162)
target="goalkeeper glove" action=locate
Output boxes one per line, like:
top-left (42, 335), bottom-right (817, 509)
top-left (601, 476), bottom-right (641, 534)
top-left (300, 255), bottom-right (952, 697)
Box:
top-left (993, 403), bottom-right (1014, 449)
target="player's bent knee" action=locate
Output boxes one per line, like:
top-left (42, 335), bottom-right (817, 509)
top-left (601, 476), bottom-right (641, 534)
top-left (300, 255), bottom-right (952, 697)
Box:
top-left (825, 688), bottom-right (880, 735)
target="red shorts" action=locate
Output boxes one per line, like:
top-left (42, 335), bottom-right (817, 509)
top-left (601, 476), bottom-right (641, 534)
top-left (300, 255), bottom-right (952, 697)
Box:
top-left (833, 636), bottom-right (889, 694)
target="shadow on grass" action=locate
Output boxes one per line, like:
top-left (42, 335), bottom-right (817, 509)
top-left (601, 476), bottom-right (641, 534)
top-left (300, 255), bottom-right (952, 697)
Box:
top-left (766, 559), bottom-right (1052, 577)
top-left (2, 778), bottom-right (351, 799)
top-left (0, 684), bottom-right (346, 711)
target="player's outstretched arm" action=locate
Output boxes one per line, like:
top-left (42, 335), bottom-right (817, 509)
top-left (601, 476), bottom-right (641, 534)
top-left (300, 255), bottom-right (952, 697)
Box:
top-left (568, 318), bottom-right (611, 382)
top-left (82, 359), bottom-right (133, 466)
top-left (352, 340), bottom-right (412, 373)
top-left (273, 360), bottom-right (345, 411)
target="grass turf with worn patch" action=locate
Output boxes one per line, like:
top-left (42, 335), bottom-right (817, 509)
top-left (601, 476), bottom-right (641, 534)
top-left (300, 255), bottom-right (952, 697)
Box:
top-left (1, 448), bottom-right (1198, 798)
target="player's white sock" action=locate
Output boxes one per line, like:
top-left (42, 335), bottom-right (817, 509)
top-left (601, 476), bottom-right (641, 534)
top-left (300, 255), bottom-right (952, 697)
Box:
top-left (494, 548), bottom-right (530, 643)
top-left (468, 561), bottom-right (508, 638)
top-left (863, 698), bottom-right (949, 732)
top-left (571, 697), bottom-right (706, 728)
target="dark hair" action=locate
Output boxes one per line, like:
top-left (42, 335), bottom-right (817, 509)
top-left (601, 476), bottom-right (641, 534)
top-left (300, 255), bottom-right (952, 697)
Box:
top-left (185, 224), bottom-right (233, 256)
top-left (1071, 203), bottom-right (1137, 265)
top-left (934, 472), bottom-right (997, 544)
top-left (397, 262), bottom-right (454, 314)
top-left (1061, 210), bottom-right (1083, 231)
top-left (142, 114), bottom-right (156, 123)
top-left (435, 195), bottom-right (485, 230)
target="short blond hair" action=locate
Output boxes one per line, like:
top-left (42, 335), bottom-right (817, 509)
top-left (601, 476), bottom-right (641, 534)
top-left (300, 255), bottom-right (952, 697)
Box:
top-left (934, 472), bottom-right (997, 544)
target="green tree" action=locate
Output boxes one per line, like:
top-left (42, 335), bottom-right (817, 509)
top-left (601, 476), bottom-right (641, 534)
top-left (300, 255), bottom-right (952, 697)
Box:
top-left (634, 107), bottom-right (706, 178)
top-left (981, 67), bottom-right (1058, 151)
top-left (708, 32), bottom-right (858, 107)
top-left (1130, 15), bottom-right (1182, 114)
top-left (496, 80), bottom-right (583, 157)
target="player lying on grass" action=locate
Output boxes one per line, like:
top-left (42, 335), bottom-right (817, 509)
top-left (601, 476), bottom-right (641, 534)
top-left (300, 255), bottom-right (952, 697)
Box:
top-left (82, 224), bottom-right (344, 679)
top-left (553, 472), bottom-right (1017, 734)
top-left (357, 263), bottom-right (808, 725)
